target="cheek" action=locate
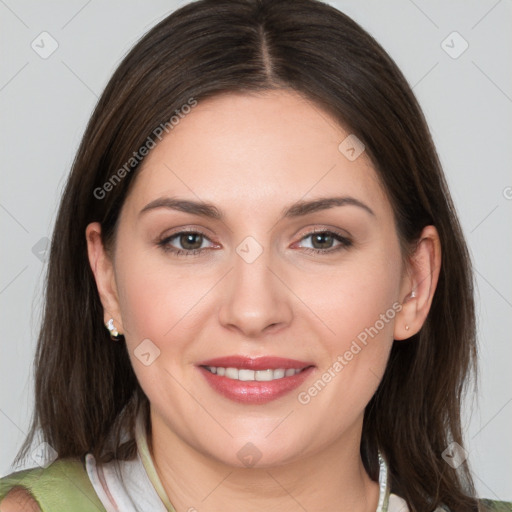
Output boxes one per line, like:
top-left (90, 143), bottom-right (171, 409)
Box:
top-left (299, 249), bottom-right (402, 352)
top-left (114, 248), bottom-right (200, 346)
top-left (298, 247), bottom-right (402, 415)
top-left (294, 245), bottom-right (401, 405)
top-left (113, 250), bottom-right (208, 398)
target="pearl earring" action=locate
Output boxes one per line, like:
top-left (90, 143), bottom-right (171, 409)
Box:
top-left (106, 318), bottom-right (122, 341)
top-left (405, 325), bottom-right (410, 331)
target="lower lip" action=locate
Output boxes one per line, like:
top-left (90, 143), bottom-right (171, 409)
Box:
top-left (197, 366), bottom-right (315, 404)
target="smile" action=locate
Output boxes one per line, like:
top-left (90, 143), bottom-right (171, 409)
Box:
top-left (196, 356), bottom-right (315, 404)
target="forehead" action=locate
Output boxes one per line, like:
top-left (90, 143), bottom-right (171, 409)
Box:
top-left (125, 89), bottom-right (390, 219)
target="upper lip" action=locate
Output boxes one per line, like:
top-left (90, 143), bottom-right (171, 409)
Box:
top-left (197, 356), bottom-right (315, 371)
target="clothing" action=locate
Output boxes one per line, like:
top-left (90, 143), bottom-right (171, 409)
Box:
top-left (1, 414), bottom-right (511, 511)
top-left (0, 457), bottom-right (105, 511)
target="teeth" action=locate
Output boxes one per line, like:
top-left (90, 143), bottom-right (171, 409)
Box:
top-left (238, 369), bottom-right (255, 381)
top-left (205, 366), bottom-right (304, 381)
top-left (272, 369), bottom-right (285, 379)
top-left (225, 367), bottom-right (238, 379)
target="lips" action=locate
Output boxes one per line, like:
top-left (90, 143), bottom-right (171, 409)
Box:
top-left (197, 355), bottom-right (313, 370)
top-left (196, 356), bottom-right (315, 404)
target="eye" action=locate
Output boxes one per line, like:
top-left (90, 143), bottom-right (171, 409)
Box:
top-left (296, 229), bottom-right (352, 254)
top-left (157, 230), bottom-right (216, 256)
top-left (157, 228), bottom-right (352, 257)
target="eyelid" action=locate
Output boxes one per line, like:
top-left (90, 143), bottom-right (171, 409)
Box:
top-left (295, 225), bottom-right (351, 239)
top-left (158, 226), bottom-right (217, 243)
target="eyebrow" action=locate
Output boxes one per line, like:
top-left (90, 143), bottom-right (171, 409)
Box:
top-left (139, 195), bottom-right (375, 219)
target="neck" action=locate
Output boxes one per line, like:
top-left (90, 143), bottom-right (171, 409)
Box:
top-left (148, 411), bottom-right (380, 512)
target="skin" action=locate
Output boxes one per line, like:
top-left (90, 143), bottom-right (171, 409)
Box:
top-left (86, 89), bottom-right (441, 512)
top-left (0, 488), bottom-right (41, 512)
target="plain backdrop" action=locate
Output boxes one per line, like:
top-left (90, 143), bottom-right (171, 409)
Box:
top-left (1, 0), bottom-right (511, 502)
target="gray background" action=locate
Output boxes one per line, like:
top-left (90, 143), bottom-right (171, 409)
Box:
top-left (1, 0), bottom-right (511, 502)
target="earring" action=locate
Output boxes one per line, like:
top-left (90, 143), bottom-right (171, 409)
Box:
top-left (405, 325), bottom-right (410, 331)
top-left (106, 318), bottom-right (122, 341)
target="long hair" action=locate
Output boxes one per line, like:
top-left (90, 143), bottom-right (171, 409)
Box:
top-left (14, 1), bottom-right (478, 510)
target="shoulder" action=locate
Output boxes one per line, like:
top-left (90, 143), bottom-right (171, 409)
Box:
top-left (0, 458), bottom-right (106, 512)
top-left (479, 499), bottom-right (512, 512)
top-left (389, 494), bottom-right (512, 512)
top-left (429, 499), bottom-right (512, 512)
top-left (0, 486), bottom-right (40, 511)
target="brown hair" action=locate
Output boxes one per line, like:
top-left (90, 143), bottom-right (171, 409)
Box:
top-left (15, 1), bottom-right (478, 510)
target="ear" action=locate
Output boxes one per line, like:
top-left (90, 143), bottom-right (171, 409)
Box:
top-left (85, 222), bottom-right (124, 335)
top-left (394, 225), bottom-right (441, 340)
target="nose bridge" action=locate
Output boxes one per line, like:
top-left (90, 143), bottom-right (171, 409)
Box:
top-left (234, 235), bottom-right (272, 290)
top-left (218, 234), bottom-right (292, 335)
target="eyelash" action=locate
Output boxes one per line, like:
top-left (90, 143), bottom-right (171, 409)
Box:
top-left (157, 228), bottom-right (353, 257)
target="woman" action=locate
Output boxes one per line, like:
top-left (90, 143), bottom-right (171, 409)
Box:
top-left (1, 0), bottom-right (509, 510)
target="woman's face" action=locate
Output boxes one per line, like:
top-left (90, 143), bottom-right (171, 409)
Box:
top-left (96, 90), bottom-right (411, 467)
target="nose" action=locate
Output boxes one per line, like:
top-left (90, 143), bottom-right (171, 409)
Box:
top-left (218, 240), bottom-right (293, 338)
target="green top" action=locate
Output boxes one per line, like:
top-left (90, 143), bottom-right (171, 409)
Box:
top-left (0, 458), bottom-right (106, 511)
top-left (481, 501), bottom-right (512, 512)
top-left (1, 458), bottom-right (511, 511)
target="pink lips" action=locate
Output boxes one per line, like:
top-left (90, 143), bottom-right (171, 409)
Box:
top-left (198, 355), bottom-right (313, 370)
top-left (196, 356), bottom-right (315, 404)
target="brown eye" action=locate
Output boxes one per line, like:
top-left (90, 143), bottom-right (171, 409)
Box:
top-left (178, 232), bottom-right (204, 250)
top-left (311, 232), bottom-right (335, 250)
top-left (297, 230), bottom-right (352, 254)
top-left (157, 230), bottom-right (214, 256)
